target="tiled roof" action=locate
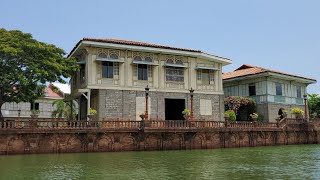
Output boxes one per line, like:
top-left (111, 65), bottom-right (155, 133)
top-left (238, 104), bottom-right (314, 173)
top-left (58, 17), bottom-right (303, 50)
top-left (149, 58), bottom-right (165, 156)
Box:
top-left (83, 38), bottom-right (202, 53)
top-left (68, 38), bottom-right (231, 61)
top-left (223, 64), bottom-right (316, 81)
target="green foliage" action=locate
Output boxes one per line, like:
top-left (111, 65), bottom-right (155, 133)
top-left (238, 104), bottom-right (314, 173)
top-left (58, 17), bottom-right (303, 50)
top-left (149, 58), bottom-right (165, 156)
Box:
top-left (182, 109), bottom-right (191, 116)
top-left (0, 28), bottom-right (78, 120)
top-left (225, 110), bottom-right (236, 121)
top-left (308, 94), bottom-right (320, 118)
top-left (250, 113), bottom-right (259, 119)
top-left (291, 107), bottom-right (304, 118)
top-left (51, 99), bottom-right (77, 121)
top-left (89, 108), bottom-right (97, 115)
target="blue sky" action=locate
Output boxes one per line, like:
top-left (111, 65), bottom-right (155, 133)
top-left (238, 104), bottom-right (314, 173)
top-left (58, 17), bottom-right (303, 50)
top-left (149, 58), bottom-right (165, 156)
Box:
top-left (1, 0), bottom-right (319, 93)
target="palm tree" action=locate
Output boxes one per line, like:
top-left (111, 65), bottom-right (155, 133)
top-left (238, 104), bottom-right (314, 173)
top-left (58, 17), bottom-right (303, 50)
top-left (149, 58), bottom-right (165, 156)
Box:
top-left (51, 99), bottom-right (77, 121)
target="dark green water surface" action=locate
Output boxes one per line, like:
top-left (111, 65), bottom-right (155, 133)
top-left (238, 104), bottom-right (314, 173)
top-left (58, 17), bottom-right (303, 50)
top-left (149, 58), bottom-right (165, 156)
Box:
top-left (0, 145), bottom-right (319, 180)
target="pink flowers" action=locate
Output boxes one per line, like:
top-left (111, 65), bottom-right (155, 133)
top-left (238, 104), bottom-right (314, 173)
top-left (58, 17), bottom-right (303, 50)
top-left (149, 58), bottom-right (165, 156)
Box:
top-left (224, 96), bottom-right (256, 113)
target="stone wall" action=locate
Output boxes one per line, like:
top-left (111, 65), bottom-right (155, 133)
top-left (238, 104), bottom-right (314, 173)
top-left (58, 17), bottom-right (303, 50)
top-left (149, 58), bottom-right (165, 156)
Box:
top-left (0, 130), bottom-right (317, 155)
top-left (266, 103), bottom-right (304, 122)
top-left (96, 89), bottom-right (224, 121)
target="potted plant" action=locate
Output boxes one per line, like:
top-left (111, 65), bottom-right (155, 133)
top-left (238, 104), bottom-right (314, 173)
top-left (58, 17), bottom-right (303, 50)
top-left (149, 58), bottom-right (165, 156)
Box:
top-left (291, 107), bottom-right (304, 119)
top-left (250, 113), bottom-right (259, 121)
top-left (30, 109), bottom-right (40, 118)
top-left (88, 108), bottom-right (97, 120)
top-left (225, 110), bottom-right (236, 121)
top-left (182, 109), bottom-right (191, 120)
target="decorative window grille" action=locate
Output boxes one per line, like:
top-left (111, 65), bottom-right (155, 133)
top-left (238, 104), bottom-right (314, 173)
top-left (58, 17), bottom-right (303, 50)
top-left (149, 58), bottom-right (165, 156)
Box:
top-left (175, 57), bottom-right (183, 65)
top-left (209, 70), bottom-right (214, 82)
top-left (134, 56), bottom-right (142, 61)
top-left (145, 56), bottom-right (153, 62)
top-left (110, 53), bottom-right (119, 59)
top-left (113, 62), bottom-right (119, 75)
top-left (166, 67), bottom-right (184, 82)
top-left (98, 53), bottom-right (108, 58)
top-left (147, 65), bottom-right (152, 78)
top-left (197, 71), bottom-right (202, 80)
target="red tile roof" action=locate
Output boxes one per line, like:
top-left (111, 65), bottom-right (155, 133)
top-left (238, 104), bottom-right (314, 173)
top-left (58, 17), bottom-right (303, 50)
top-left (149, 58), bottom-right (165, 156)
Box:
top-left (223, 64), bottom-right (316, 82)
top-left (68, 38), bottom-right (231, 61)
top-left (83, 38), bottom-right (202, 53)
top-left (45, 84), bottom-right (64, 98)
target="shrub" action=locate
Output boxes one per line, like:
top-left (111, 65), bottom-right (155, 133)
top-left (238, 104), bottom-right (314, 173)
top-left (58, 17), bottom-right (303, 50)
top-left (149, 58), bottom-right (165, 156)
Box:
top-left (250, 113), bottom-right (259, 119)
top-left (291, 107), bottom-right (304, 118)
top-left (225, 110), bottom-right (236, 121)
top-left (182, 109), bottom-right (191, 116)
top-left (89, 108), bottom-right (97, 115)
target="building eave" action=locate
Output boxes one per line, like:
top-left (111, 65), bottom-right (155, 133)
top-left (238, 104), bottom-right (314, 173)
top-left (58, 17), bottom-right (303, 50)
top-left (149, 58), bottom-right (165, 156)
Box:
top-left (68, 40), bottom-right (232, 65)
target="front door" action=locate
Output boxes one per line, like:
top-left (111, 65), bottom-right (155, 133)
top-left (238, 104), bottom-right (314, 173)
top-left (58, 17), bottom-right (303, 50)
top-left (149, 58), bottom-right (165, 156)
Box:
top-left (165, 99), bottom-right (185, 120)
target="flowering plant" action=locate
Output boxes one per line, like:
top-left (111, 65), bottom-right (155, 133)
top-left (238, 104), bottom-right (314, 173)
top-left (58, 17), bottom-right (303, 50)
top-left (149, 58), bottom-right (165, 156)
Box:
top-left (224, 96), bottom-right (256, 113)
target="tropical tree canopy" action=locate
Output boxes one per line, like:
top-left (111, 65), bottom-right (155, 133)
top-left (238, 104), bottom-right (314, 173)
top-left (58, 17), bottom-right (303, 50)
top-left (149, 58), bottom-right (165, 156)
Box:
top-left (0, 28), bottom-right (79, 120)
top-left (308, 94), bottom-right (320, 118)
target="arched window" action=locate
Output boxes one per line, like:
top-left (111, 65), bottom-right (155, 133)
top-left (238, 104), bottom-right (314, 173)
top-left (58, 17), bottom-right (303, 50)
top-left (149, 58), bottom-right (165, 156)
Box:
top-left (98, 53), bottom-right (108, 58)
top-left (110, 53), bottom-right (119, 59)
top-left (166, 59), bottom-right (174, 64)
top-left (145, 56), bottom-right (152, 62)
top-left (134, 56), bottom-right (142, 61)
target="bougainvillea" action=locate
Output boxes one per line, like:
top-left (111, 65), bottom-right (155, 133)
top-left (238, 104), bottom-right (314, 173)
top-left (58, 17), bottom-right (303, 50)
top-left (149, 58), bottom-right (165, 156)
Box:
top-left (224, 96), bottom-right (256, 113)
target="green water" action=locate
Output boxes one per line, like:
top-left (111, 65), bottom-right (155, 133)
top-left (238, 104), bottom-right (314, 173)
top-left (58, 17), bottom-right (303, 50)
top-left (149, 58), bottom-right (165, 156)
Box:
top-left (0, 145), bottom-right (319, 180)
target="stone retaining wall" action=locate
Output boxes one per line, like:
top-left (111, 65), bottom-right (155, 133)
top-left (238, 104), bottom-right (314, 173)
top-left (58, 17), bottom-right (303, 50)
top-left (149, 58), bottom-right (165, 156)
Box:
top-left (0, 130), bottom-right (318, 155)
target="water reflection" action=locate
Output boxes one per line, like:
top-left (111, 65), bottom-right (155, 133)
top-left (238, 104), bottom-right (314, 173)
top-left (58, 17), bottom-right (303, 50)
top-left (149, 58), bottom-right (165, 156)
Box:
top-left (0, 145), bottom-right (319, 179)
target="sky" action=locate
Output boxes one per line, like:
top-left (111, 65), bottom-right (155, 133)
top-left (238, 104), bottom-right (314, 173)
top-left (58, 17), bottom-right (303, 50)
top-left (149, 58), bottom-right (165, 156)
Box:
top-left (1, 0), bottom-right (319, 94)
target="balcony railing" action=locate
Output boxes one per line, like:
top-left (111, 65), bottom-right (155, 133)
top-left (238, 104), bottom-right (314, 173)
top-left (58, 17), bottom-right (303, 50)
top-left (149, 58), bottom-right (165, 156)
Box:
top-left (0, 118), bottom-right (307, 132)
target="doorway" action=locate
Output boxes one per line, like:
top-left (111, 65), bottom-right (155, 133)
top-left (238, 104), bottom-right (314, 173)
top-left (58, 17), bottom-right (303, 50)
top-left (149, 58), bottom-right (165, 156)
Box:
top-left (165, 99), bottom-right (185, 120)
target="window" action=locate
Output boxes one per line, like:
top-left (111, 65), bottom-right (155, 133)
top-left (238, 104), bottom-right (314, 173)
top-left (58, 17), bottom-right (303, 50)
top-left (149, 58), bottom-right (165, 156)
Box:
top-left (202, 69), bottom-right (210, 85)
top-left (109, 53), bottom-right (119, 59)
top-left (197, 70), bottom-right (214, 85)
top-left (166, 67), bottom-right (184, 82)
top-left (134, 56), bottom-right (142, 61)
top-left (102, 61), bottom-right (114, 78)
top-left (80, 64), bottom-right (85, 83)
top-left (249, 84), bottom-right (256, 96)
top-left (30, 103), bottom-right (39, 110)
top-left (138, 64), bottom-right (148, 80)
top-left (297, 86), bottom-right (302, 98)
top-left (276, 83), bottom-right (282, 96)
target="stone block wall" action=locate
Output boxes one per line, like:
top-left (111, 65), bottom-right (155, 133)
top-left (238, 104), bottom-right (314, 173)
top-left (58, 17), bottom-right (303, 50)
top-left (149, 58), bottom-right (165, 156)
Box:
top-left (95, 89), bottom-right (224, 121)
top-left (0, 129), bottom-right (317, 155)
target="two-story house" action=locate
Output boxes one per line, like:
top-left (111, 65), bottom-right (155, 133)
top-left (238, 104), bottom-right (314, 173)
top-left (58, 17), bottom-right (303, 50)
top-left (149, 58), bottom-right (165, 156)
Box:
top-left (223, 64), bottom-right (317, 121)
top-left (68, 38), bottom-right (231, 121)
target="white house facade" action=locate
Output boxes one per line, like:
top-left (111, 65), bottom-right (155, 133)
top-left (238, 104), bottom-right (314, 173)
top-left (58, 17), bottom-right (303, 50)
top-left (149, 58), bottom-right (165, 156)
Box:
top-left (68, 38), bottom-right (232, 121)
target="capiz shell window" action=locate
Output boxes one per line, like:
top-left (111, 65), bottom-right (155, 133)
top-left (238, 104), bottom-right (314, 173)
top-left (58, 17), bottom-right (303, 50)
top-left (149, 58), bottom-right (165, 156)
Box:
top-left (166, 67), bottom-right (184, 82)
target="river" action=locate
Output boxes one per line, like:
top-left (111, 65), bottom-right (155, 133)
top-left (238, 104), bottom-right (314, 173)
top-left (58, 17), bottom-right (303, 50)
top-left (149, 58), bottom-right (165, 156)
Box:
top-left (0, 145), bottom-right (319, 180)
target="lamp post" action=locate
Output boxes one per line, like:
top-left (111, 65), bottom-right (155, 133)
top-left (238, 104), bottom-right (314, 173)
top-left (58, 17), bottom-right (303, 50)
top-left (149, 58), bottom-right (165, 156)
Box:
top-left (189, 88), bottom-right (194, 120)
top-left (303, 94), bottom-right (308, 121)
top-left (145, 85), bottom-right (150, 120)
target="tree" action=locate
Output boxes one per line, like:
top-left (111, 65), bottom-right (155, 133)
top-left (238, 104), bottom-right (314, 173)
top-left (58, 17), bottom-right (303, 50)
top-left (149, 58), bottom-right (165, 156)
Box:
top-left (0, 28), bottom-right (78, 121)
top-left (51, 99), bottom-right (77, 121)
top-left (308, 94), bottom-right (320, 118)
